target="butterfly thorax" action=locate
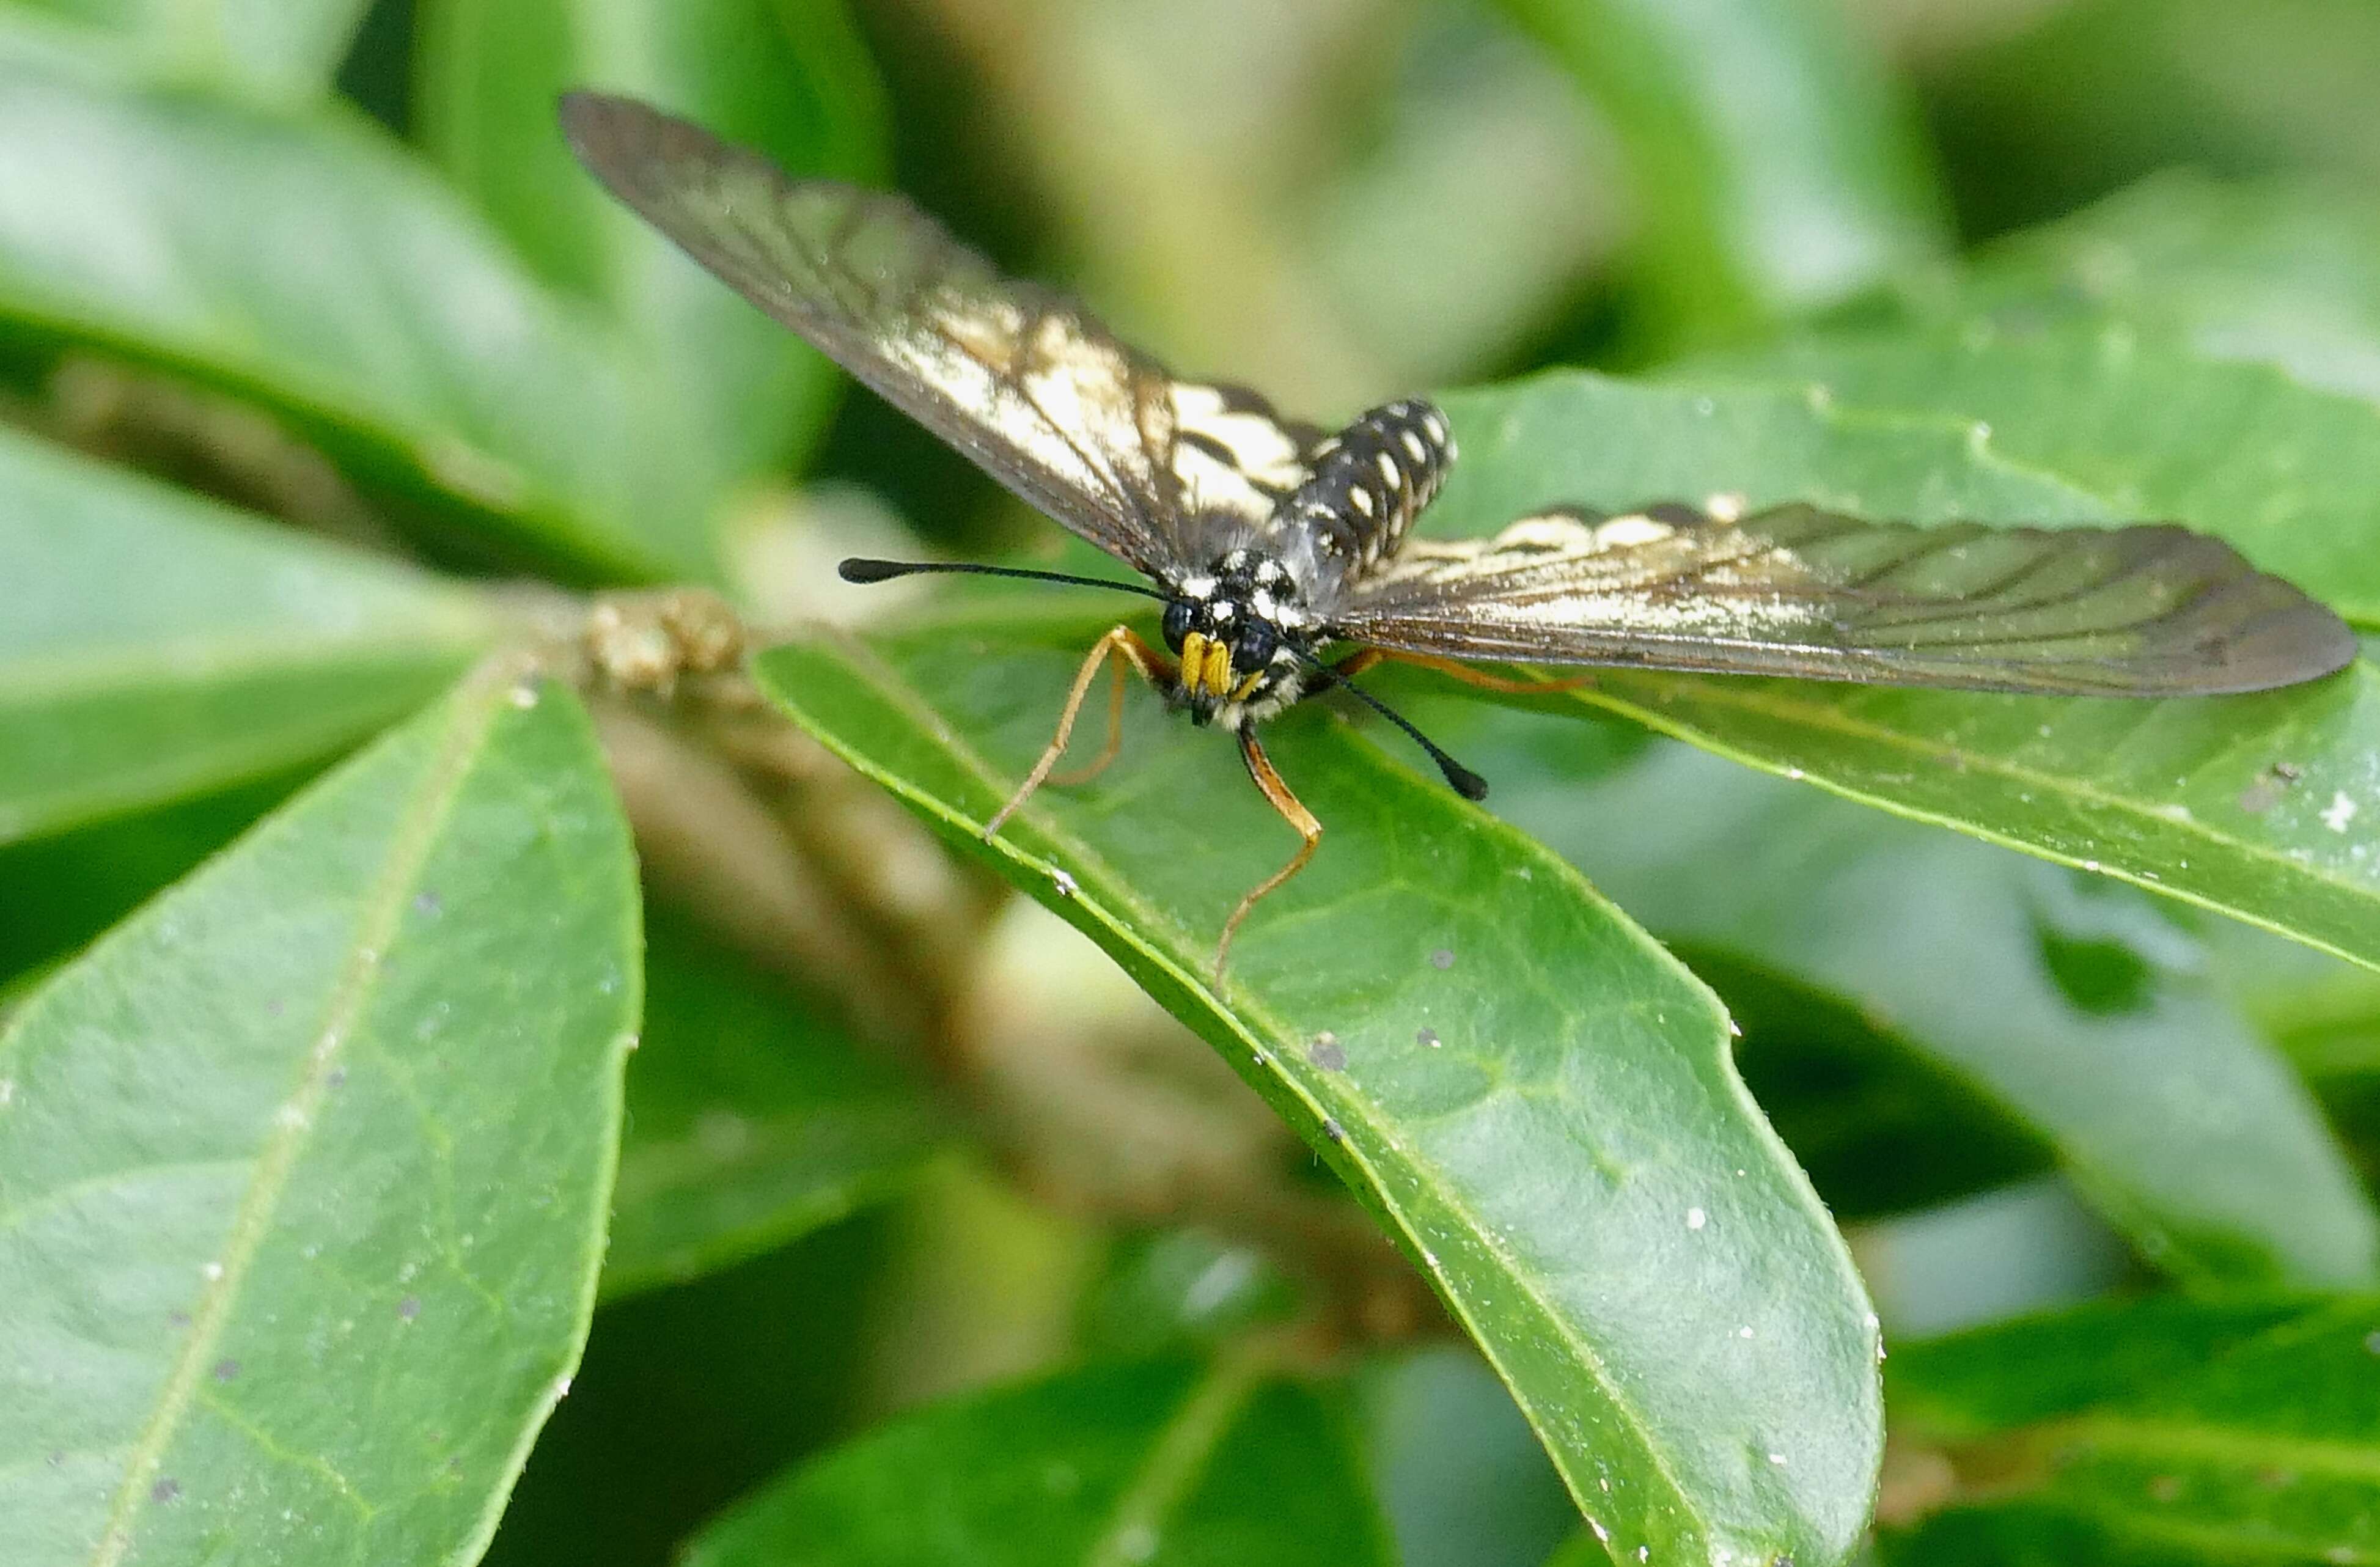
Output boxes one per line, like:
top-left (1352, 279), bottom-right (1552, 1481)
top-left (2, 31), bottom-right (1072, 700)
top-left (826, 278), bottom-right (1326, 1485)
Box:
top-left (1161, 549), bottom-right (1315, 730)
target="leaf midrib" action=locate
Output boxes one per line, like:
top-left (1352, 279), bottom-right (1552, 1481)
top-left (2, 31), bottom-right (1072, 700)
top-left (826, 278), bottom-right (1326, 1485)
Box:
top-left (787, 631), bottom-right (1716, 1543)
top-left (81, 656), bottom-right (517, 1566)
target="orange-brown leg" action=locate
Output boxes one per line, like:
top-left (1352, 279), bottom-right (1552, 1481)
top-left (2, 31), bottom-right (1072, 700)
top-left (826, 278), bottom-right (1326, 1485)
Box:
top-left (985, 625), bottom-right (1173, 840)
top-left (1048, 634), bottom-right (1134, 787)
top-left (1214, 730), bottom-right (1322, 980)
top-left (1333, 647), bottom-right (1593, 695)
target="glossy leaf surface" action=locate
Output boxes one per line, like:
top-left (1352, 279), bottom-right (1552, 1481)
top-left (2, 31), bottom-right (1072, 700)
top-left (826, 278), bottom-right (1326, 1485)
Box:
top-left (755, 621), bottom-right (1884, 1566)
top-left (1881, 1295), bottom-right (2380, 1566)
top-left (1491, 0), bottom-right (1946, 343)
top-left (9, 0), bottom-right (372, 100)
top-left (1425, 703), bottom-right (2378, 1287)
top-left (0, 666), bottom-right (640, 1566)
top-left (0, 57), bottom-right (711, 579)
top-left (685, 1356), bottom-right (1396, 1567)
top-left (0, 425), bottom-right (493, 845)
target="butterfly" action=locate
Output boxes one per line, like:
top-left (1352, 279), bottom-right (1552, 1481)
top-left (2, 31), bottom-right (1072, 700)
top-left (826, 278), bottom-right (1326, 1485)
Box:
top-left (561, 90), bottom-right (2356, 975)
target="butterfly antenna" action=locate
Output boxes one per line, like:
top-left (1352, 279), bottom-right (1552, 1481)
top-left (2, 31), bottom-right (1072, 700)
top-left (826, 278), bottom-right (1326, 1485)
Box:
top-left (839, 559), bottom-right (1170, 600)
top-left (1301, 655), bottom-right (1488, 801)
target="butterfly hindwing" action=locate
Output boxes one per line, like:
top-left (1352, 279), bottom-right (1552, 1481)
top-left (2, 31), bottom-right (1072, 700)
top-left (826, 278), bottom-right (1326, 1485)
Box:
top-left (1329, 501), bottom-right (2356, 695)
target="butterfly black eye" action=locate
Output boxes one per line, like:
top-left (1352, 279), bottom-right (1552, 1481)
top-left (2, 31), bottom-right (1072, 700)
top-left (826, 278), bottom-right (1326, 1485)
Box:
top-left (1161, 600), bottom-right (1193, 651)
top-left (1233, 620), bottom-right (1277, 673)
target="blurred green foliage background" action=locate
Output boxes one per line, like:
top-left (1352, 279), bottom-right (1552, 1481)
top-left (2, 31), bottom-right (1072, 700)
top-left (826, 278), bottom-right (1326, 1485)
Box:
top-left (6, 1), bottom-right (2380, 1565)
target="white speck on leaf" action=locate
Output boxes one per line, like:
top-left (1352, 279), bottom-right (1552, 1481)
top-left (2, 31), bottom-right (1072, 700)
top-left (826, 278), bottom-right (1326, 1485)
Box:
top-left (1115, 1524), bottom-right (1159, 1562)
top-left (1737, 1326), bottom-right (1754, 1339)
top-left (1687, 1208), bottom-right (1707, 1231)
top-left (509, 683), bottom-right (540, 710)
top-left (2323, 791), bottom-right (2358, 833)
top-left (1768, 1451), bottom-right (1789, 1466)
top-left (202, 1261), bottom-right (224, 1282)
top-left (1051, 868), bottom-right (1078, 898)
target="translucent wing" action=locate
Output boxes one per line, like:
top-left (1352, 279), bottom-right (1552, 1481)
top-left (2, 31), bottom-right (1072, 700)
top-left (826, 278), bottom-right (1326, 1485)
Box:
top-left (1330, 502), bottom-right (2355, 695)
top-left (560, 92), bottom-right (1321, 576)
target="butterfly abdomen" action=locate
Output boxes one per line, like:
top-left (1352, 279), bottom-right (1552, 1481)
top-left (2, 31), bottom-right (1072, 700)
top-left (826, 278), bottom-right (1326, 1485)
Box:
top-left (1285, 398), bottom-right (1454, 574)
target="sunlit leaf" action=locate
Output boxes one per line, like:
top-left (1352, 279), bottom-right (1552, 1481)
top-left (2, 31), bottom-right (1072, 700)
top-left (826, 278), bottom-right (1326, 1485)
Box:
top-left (1906, 171), bottom-right (2380, 407)
top-left (7, 0), bottom-right (373, 101)
top-left (0, 664), bottom-right (640, 1566)
top-left (1489, 0), bottom-right (1948, 346)
top-left (1418, 700), bottom-right (2379, 1286)
top-left (754, 620), bottom-right (1883, 1566)
top-left (0, 56), bottom-right (714, 580)
top-left (0, 425), bottom-right (493, 845)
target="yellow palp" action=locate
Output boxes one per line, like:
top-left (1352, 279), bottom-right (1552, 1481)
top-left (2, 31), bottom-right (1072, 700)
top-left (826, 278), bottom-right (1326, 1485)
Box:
top-left (1180, 633), bottom-right (1211, 695)
top-left (1204, 638), bottom-right (1233, 697)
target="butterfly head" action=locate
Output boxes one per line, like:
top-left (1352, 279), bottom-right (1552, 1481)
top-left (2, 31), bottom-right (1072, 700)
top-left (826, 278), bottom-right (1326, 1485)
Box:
top-left (1162, 549), bottom-right (1313, 729)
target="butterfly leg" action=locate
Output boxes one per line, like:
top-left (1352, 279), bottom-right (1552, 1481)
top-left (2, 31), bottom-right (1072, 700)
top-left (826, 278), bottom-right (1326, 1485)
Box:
top-left (985, 625), bottom-right (1173, 840)
top-left (1334, 647), bottom-right (1592, 695)
top-left (1047, 629), bottom-right (1137, 787)
top-left (1214, 730), bottom-right (1321, 979)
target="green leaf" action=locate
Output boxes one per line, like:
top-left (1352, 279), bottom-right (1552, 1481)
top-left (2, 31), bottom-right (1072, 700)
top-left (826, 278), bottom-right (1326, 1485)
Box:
top-left (0, 773), bottom-right (297, 985)
top-left (1880, 1297), bottom-right (2380, 1566)
top-left (1488, 0), bottom-right (1947, 346)
top-left (0, 56), bottom-right (714, 581)
top-left (0, 662), bottom-right (640, 1566)
top-left (1919, 0), bottom-right (2380, 240)
top-left (1886, 1293), bottom-right (2321, 1439)
top-left (754, 622), bottom-right (1883, 1566)
top-left (0, 424), bottom-right (494, 845)
top-left (1419, 373), bottom-right (2380, 977)
top-left (1428, 702), bottom-right (2379, 1286)
top-left (603, 898), bottom-right (949, 1299)
top-left (1365, 1346), bottom-right (1581, 1567)
top-left (684, 1355), bottom-right (1397, 1567)
top-left (1910, 172), bottom-right (2380, 408)
top-left (7, 0), bottom-right (372, 101)
top-left (1076, 1230), bottom-right (1299, 1360)
top-left (417, 0), bottom-right (886, 492)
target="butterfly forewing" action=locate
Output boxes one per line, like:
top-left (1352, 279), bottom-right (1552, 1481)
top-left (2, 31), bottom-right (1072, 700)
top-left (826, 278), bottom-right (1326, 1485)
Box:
top-left (560, 92), bottom-right (1321, 579)
top-left (1330, 501), bottom-right (2356, 695)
